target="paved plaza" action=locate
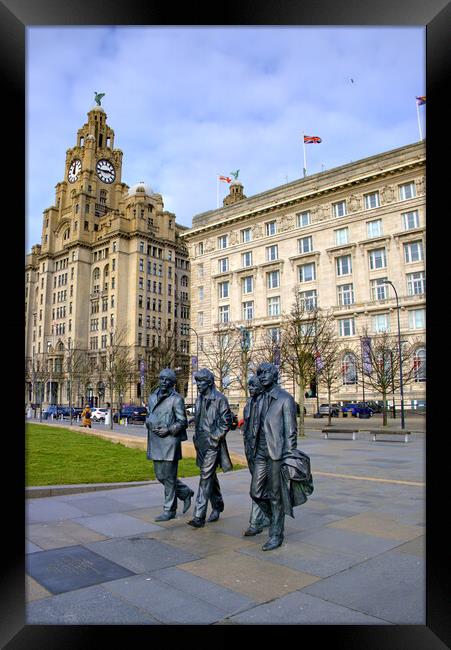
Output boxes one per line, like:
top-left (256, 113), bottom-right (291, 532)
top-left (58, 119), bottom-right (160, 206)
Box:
top-left (25, 422), bottom-right (426, 625)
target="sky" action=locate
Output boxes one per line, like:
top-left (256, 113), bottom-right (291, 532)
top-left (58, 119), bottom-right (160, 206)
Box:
top-left (26, 26), bottom-right (425, 253)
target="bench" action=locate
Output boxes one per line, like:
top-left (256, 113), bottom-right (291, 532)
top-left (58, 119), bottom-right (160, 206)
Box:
top-left (322, 428), bottom-right (359, 441)
top-left (370, 430), bottom-right (411, 443)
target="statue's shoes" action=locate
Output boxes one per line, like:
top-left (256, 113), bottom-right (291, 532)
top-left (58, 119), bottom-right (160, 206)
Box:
top-left (243, 526), bottom-right (263, 536)
top-left (207, 509), bottom-right (221, 523)
top-left (154, 511), bottom-right (176, 522)
top-left (187, 517), bottom-right (205, 528)
top-left (262, 536), bottom-right (284, 551)
top-left (182, 490), bottom-right (195, 514)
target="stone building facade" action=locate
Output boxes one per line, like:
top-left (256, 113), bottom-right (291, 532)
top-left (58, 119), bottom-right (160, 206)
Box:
top-left (180, 142), bottom-right (426, 414)
top-left (25, 104), bottom-right (190, 408)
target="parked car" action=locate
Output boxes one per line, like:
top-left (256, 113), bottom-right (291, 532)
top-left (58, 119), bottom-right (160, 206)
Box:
top-left (366, 400), bottom-right (383, 413)
top-left (319, 403), bottom-right (340, 417)
top-left (341, 401), bottom-right (358, 416)
top-left (349, 402), bottom-right (374, 418)
top-left (113, 405), bottom-right (148, 424)
top-left (91, 407), bottom-right (108, 422)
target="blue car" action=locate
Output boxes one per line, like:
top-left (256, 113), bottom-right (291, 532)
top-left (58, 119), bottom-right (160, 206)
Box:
top-left (349, 402), bottom-right (374, 418)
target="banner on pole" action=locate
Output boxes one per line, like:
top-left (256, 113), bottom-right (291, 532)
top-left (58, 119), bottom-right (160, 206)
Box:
top-left (361, 336), bottom-right (372, 375)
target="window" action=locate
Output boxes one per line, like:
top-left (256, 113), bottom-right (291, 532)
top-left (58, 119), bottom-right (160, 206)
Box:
top-left (399, 181), bottom-right (416, 201)
top-left (404, 241), bottom-right (423, 263)
top-left (299, 262), bottom-right (316, 283)
top-left (409, 309), bottom-right (425, 330)
top-left (364, 191), bottom-right (380, 210)
top-left (266, 245), bottom-right (278, 262)
top-left (402, 210), bottom-right (420, 230)
top-left (242, 276), bottom-right (253, 294)
top-left (337, 283), bottom-right (354, 306)
top-left (367, 219), bottom-right (382, 238)
top-left (267, 270), bottom-right (279, 289)
top-left (342, 352), bottom-right (357, 384)
top-left (218, 281), bottom-right (229, 299)
top-left (335, 227), bottom-right (348, 245)
top-left (414, 348), bottom-right (426, 382)
top-left (299, 289), bottom-right (317, 311)
top-left (372, 313), bottom-right (390, 333)
top-left (298, 236), bottom-right (313, 253)
top-left (265, 220), bottom-right (277, 236)
top-left (218, 234), bottom-right (228, 250)
top-left (407, 271), bottom-right (425, 295)
top-left (197, 242), bottom-right (204, 255)
top-left (336, 255), bottom-right (352, 276)
top-left (333, 200), bottom-right (347, 218)
top-left (219, 305), bottom-right (230, 323)
top-left (371, 277), bottom-right (389, 301)
top-left (242, 251), bottom-right (253, 267)
top-left (242, 300), bottom-right (254, 320)
top-left (268, 327), bottom-right (281, 344)
top-left (139, 258), bottom-right (144, 272)
top-left (296, 211), bottom-right (311, 227)
top-left (267, 296), bottom-right (280, 317)
top-left (198, 286), bottom-right (204, 301)
top-left (241, 228), bottom-right (252, 243)
top-left (217, 257), bottom-right (229, 273)
top-left (338, 318), bottom-right (355, 337)
top-left (369, 248), bottom-right (387, 270)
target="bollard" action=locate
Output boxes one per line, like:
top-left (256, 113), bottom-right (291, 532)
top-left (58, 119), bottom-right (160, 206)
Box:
top-left (50, 413), bottom-right (54, 420)
top-left (125, 418), bottom-right (128, 427)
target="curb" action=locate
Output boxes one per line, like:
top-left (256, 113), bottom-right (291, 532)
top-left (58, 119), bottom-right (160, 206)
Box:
top-left (26, 480), bottom-right (158, 499)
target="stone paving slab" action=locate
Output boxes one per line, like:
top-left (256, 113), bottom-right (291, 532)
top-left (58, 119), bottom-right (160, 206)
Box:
top-left (27, 520), bottom-right (107, 550)
top-left (227, 590), bottom-right (391, 625)
top-left (63, 495), bottom-right (140, 515)
top-left (327, 511), bottom-right (425, 541)
top-left (26, 545), bottom-right (135, 595)
top-left (25, 576), bottom-right (52, 602)
top-left (178, 550), bottom-right (321, 602)
top-left (146, 524), bottom-right (257, 557)
top-left (26, 499), bottom-right (91, 523)
top-left (102, 573), bottom-right (233, 624)
top-left (73, 513), bottom-right (162, 537)
top-left (302, 548), bottom-right (426, 624)
top-left (84, 536), bottom-right (201, 573)
top-left (26, 584), bottom-right (160, 624)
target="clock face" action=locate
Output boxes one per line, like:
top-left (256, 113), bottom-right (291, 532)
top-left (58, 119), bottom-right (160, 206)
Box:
top-left (68, 159), bottom-right (82, 183)
top-left (96, 159), bottom-right (116, 184)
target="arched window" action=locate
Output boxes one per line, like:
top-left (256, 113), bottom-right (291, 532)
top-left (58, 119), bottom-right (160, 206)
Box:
top-left (63, 228), bottom-right (70, 240)
top-left (92, 267), bottom-right (100, 282)
top-left (342, 352), bottom-right (357, 385)
top-left (414, 348), bottom-right (426, 382)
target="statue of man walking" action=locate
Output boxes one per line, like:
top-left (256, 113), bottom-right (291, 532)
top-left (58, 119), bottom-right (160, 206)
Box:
top-left (146, 368), bottom-right (194, 521)
top-left (250, 362), bottom-right (298, 550)
top-left (187, 368), bottom-right (233, 528)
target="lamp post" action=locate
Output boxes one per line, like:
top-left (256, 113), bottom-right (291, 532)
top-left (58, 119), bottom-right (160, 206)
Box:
top-left (383, 280), bottom-right (405, 430)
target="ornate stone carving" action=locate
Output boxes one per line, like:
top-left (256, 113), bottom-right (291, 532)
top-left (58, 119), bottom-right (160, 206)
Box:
top-left (204, 237), bottom-right (215, 252)
top-left (228, 231), bottom-right (239, 245)
top-left (348, 194), bottom-right (361, 213)
top-left (252, 223), bottom-right (263, 239)
top-left (380, 185), bottom-right (396, 204)
top-left (278, 215), bottom-right (294, 232)
top-left (312, 204), bottom-right (329, 222)
top-left (416, 176), bottom-right (425, 195)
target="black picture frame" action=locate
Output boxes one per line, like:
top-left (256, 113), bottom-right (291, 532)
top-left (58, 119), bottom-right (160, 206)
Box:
top-left (4, 0), bottom-right (449, 647)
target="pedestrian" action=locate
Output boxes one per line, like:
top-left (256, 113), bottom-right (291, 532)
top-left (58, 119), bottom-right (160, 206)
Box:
top-left (187, 368), bottom-right (233, 528)
top-left (146, 368), bottom-right (194, 521)
top-left (81, 404), bottom-right (92, 428)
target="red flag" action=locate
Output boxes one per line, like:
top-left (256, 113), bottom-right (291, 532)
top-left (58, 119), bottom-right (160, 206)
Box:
top-left (219, 175), bottom-right (231, 183)
top-left (304, 135), bottom-right (322, 144)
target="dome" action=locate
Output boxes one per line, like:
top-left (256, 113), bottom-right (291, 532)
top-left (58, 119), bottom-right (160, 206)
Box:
top-left (126, 182), bottom-right (155, 197)
top-left (91, 105), bottom-right (105, 112)
top-left (231, 178), bottom-right (243, 186)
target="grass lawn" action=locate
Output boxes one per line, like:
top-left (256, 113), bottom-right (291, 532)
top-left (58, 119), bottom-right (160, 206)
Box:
top-left (26, 423), bottom-right (244, 486)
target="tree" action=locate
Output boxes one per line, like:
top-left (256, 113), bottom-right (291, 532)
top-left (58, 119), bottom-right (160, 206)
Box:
top-left (25, 353), bottom-right (51, 421)
top-left (104, 327), bottom-right (136, 429)
top-left (316, 321), bottom-right (344, 426)
top-left (142, 324), bottom-right (186, 400)
top-left (200, 323), bottom-right (242, 392)
top-left (355, 327), bottom-right (418, 426)
top-left (279, 290), bottom-right (336, 437)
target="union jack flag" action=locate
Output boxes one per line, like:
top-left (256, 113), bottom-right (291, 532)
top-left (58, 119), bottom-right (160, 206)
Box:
top-left (416, 96), bottom-right (426, 106)
top-left (304, 135), bottom-right (322, 144)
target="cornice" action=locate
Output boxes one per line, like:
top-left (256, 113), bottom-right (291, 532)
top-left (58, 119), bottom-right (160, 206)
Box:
top-left (181, 156), bottom-right (425, 240)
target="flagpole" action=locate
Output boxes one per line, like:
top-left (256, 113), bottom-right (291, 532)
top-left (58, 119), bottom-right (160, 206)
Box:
top-left (302, 132), bottom-right (307, 177)
top-left (216, 174), bottom-right (219, 209)
top-left (416, 102), bottom-right (423, 141)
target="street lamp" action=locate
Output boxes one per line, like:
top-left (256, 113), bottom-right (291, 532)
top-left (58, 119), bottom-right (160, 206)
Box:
top-left (383, 280), bottom-right (405, 430)
top-left (188, 326), bottom-right (200, 410)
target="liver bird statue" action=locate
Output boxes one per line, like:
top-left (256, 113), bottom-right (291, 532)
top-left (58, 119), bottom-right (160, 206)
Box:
top-left (94, 92), bottom-right (105, 106)
top-left (230, 169), bottom-right (240, 180)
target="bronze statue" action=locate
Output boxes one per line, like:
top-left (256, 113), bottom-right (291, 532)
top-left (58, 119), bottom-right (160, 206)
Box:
top-left (250, 362), bottom-right (298, 550)
top-left (187, 368), bottom-right (233, 528)
top-left (146, 368), bottom-right (194, 521)
top-left (94, 92), bottom-right (105, 106)
top-left (241, 375), bottom-right (270, 536)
